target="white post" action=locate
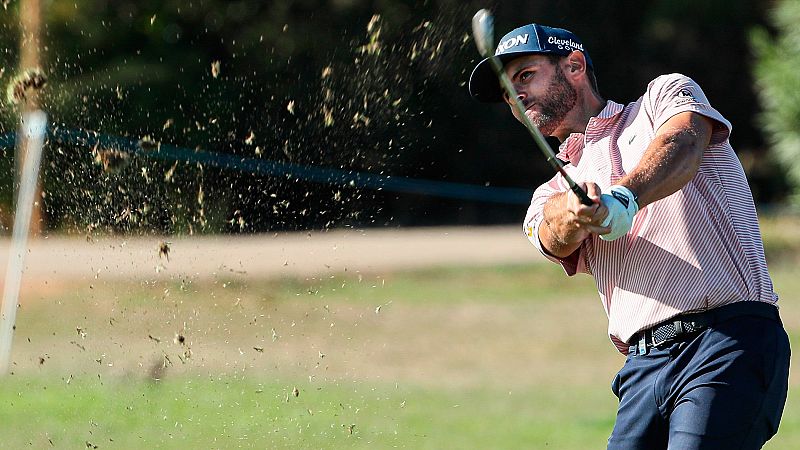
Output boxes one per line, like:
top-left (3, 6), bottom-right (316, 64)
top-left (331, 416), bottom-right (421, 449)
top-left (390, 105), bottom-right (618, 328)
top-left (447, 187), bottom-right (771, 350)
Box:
top-left (0, 110), bottom-right (47, 374)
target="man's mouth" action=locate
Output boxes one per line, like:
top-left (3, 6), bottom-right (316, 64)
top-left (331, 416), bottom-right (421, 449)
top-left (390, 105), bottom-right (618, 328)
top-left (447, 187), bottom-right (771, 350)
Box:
top-left (523, 101), bottom-right (539, 113)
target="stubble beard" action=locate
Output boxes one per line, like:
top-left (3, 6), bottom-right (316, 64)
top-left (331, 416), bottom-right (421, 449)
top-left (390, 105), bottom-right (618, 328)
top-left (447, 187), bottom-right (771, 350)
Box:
top-left (525, 66), bottom-right (577, 136)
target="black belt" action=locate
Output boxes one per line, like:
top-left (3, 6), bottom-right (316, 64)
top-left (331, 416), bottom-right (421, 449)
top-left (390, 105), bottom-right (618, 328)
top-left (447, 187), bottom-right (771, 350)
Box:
top-left (629, 301), bottom-right (780, 356)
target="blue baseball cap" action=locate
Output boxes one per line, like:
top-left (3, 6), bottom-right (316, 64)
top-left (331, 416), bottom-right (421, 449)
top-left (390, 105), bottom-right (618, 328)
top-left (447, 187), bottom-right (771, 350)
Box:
top-left (469, 23), bottom-right (593, 102)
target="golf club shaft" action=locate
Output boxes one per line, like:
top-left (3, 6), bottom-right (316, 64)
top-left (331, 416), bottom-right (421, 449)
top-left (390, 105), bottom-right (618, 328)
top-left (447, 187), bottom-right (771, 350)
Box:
top-left (485, 56), bottom-right (594, 206)
top-left (473, 10), bottom-right (593, 206)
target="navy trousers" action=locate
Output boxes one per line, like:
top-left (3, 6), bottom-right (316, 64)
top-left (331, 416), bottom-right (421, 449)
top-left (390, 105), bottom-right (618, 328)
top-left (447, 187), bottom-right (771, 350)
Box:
top-left (607, 306), bottom-right (790, 449)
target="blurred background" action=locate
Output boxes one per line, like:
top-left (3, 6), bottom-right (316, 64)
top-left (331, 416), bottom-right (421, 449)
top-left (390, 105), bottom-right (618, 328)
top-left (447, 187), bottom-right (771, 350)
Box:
top-left (1, 1), bottom-right (799, 448)
top-left (0, 0), bottom-right (797, 235)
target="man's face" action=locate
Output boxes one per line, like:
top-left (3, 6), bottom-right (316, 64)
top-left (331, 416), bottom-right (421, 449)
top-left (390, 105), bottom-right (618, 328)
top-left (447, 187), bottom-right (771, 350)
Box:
top-left (502, 54), bottom-right (577, 136)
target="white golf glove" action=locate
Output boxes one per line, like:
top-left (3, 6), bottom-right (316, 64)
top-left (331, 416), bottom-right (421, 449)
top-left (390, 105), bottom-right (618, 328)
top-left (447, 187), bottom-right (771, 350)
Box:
top-left (599, 185), bottom-right (639, 241)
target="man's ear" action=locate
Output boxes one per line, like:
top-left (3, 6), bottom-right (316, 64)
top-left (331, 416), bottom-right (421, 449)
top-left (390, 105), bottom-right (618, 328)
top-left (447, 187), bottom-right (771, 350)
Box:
top-left (564, 51), bottom-right (587, 77)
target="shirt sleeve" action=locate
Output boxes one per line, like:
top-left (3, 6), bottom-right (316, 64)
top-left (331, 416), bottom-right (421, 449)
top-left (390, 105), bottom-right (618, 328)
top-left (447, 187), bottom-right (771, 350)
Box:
top-left (644, 73), bottom-right (732, 146)
top-left (522, 174), bottom-right (589, 276)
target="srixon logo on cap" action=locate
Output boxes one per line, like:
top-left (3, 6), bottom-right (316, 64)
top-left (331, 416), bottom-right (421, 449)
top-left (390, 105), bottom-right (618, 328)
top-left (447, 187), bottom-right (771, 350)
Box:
top-left (495, 34), bottom-right (529, 54)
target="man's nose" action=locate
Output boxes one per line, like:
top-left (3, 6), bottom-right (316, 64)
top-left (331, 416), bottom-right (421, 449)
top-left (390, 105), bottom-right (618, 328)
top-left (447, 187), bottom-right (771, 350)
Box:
top-left (505, 89), bottom-right (526, 104)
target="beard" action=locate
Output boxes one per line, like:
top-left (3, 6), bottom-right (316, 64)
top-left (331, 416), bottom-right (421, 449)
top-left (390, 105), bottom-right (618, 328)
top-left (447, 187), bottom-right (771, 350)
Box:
top-left (523, 65), bottom-right (577, 136)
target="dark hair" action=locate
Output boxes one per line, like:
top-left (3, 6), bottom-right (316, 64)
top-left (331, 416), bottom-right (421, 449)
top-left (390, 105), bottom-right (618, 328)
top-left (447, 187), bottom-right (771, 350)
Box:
top-left (547, 55), bottom-right (600, 96)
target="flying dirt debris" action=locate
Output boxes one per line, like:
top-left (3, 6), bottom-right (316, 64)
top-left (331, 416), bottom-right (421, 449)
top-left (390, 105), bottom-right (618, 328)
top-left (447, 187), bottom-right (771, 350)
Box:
top-left (5, 67), bottom-right (47, 105)
top-left (137, 135), bottom-right (160, 152)
top-left (92, 146), bottom-right (131, 174)
top-left (158, 241), bottom-right (171, 261)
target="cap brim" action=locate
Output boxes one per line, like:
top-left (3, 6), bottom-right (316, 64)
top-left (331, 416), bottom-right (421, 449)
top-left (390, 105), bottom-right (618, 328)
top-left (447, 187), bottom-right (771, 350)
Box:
top-left (468, 52), bottom-right (540, 103)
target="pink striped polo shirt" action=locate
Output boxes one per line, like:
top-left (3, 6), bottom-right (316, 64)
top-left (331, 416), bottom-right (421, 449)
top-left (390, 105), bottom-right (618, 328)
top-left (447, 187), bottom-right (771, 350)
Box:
top-left (523, 73), bottom-right (777, 353)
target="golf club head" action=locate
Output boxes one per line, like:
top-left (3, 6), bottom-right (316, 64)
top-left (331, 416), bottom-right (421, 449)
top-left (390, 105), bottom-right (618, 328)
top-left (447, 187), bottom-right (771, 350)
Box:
top-left (471, 9), bottom-right (494, 58)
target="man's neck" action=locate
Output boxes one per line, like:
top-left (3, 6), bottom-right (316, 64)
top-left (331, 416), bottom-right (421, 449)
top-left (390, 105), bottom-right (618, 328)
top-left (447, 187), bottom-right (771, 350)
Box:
top-left (552, 93), bottom-right (606, 141)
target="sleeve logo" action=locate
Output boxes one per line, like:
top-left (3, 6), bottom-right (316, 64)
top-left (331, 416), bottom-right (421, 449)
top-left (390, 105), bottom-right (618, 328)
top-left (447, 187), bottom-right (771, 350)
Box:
top-left (674, 88), bottom-right (696, 105)
top-left (525, 225), bottom-right (534, 237)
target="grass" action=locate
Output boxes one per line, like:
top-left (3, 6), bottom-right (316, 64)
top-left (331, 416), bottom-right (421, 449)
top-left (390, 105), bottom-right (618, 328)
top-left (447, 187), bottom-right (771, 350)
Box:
top-left (760, 213), bottom-right (800, 265)
top-left (0, 375), bottom-right (617, 449)
top-left (229, 262), bottom-right (599, 306)
top-left (4, 221), bottom-right (800, 449)
top-left (2, 367), bottom-right (799, 449)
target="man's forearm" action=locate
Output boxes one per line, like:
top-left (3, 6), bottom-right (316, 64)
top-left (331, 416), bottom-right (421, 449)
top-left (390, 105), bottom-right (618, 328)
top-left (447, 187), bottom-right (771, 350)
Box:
top-left (539, 192), bottom-right (587, 258)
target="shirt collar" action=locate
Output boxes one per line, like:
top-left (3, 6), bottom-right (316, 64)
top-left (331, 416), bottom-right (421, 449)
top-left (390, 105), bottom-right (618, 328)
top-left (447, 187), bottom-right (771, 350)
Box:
top-left (556, 100), bottom-right (624, 163)
top-left (597, 100), bottom-right (624, 119)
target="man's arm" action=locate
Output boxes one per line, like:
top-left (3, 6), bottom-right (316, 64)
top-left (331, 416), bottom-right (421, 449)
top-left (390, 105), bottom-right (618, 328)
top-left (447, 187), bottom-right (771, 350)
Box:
top-left (539, 111), bottom-right (714, 254)
top-left (619, 111), bottom-right (713, 208)
top-left (538, 183), bottom-right (609, 258)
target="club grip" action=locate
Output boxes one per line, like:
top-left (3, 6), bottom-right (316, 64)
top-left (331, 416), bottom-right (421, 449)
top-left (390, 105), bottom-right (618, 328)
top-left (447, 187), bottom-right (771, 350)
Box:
top-left (572, 184), bottom-right (595, 206)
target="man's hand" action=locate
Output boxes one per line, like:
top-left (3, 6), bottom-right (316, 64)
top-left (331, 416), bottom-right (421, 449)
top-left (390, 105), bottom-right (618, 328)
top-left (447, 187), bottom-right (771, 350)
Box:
top-left (539, 182), bottom-right (611, 257)
top-left (599, 185), bottom-right (640, 241)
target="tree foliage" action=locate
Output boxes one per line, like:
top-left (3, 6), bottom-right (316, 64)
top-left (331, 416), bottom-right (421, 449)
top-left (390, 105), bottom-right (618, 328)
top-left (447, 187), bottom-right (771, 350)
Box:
top-left (751, 0), bottom-right (800, 204)
top-left (0, 1), bottom-right (791, 234)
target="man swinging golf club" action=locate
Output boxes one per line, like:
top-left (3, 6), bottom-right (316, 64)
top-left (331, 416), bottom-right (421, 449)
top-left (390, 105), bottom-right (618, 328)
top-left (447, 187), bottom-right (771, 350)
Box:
top-left (470, 16), bottom-right (790, 449)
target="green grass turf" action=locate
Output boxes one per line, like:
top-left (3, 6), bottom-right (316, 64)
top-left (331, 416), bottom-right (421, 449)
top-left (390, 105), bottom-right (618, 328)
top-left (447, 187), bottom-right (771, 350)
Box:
top-left (4, 227), bottom-right (800, 448)
top-left (283, 263), bottom-right (599, 305)
top-left (1, 371), bottom-right (799, 449)
top-left (0, 375), bottom-right (617, 449)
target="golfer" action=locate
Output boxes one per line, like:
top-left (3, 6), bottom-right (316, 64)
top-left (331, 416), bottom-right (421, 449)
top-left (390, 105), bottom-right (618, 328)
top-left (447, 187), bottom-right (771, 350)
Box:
top-left (470, 23), bottom-right (790, 449)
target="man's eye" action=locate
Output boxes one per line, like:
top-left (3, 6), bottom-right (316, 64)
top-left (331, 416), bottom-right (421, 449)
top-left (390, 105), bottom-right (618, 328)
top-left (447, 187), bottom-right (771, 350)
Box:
top-left (519, 71), bottom-right (533, 81)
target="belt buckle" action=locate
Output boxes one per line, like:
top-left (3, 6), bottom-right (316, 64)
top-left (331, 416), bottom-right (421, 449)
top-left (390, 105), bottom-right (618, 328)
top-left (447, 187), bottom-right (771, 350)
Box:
top-left (650, 330), bottom-right (669, 348)
top-left (651, 321), bottom-right (683, 349)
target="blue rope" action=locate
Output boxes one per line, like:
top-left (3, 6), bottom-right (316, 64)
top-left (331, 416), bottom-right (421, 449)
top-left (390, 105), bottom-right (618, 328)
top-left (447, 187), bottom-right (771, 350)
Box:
top-left (0, 128), bottom-right (533, 205)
